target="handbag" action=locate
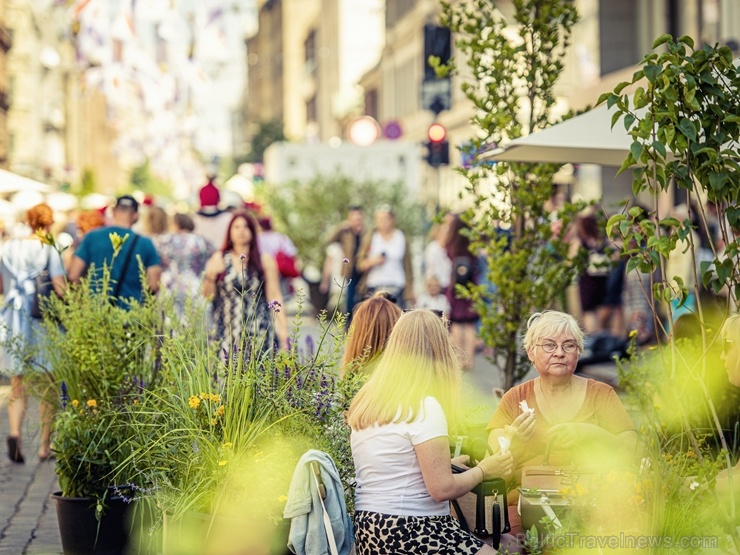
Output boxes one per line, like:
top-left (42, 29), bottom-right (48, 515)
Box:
top-left (30, 248), bottom-right (53, 319)
top-left (451, 464), bottom-right (510, 549)
top-left (519, 439), bottom-right (592, 536)
top-left (275, 250), bottom-right (300, 278)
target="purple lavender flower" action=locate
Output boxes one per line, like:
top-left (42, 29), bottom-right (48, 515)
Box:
top-left (268, 300), bottom-right (282, 313)
top-left (240, 254), bottom-right (247, 261)
top-left (342, 258), bottom-right (349, 264)
top-left (305, 335), bottom-right (315, 356)
top-left (60, 382), bottom-right (68, 409)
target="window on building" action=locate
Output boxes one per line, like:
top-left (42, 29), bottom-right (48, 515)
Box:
top-left (306, 96), bottom-right (317, 123)
top-left (305, 29), bottom-right (317, 75)
top-left (386, 0), bottom-right (416, 29)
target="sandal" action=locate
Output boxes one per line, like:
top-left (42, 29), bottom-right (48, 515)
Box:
top-left (7, 436), bottom-right (25, 464)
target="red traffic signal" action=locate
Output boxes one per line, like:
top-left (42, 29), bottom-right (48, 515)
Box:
top-left (427, 123), bottom-right (446, 143)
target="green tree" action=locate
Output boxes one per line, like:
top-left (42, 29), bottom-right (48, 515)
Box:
top-left (248, 121), bottom-right (286, 164)
top-left (78, 168), bottom-right (96, 196)
top-left (440, 0), bottom-right (583, 389)
top-left (260, 173), bottom-right (424, 272)
top-left (129, 159), bottom-right (171, 196)
top-left (603, 36), bottom-right (740, 545)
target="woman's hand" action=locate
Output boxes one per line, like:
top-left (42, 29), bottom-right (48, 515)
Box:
top-left (510, 410), bottom-right (537, 441)
top-left (451, 454), bottom-right (471, 469)
top-left (478, 451), bottom-right (514, 481)
top-left (204, 252), bottom-right (225, 279)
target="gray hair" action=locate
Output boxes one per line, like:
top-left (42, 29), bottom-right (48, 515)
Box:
top-left (523, 311), bottom-right (585, 353)
top-left (721, 314), bottom-right (740, 341)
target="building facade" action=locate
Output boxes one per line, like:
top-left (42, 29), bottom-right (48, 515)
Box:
top-left (0, 0), bottom-right (10, 170)
top-left (366, 0), bottom-right (740, 209)
top-left (6, 0), bottom-right (123, 193)
top-left (242, 0), bottom-right (384, 151)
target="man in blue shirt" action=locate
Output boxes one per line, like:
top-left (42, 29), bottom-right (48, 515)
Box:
top-left (69, 195), bottom-right (161, 306)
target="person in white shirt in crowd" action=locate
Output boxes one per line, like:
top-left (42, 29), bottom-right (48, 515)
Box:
top-left (424, 212), bottom-right (453, 291)
top-left (348, 310), bottom-right (513, 555)
top-left (356, 205), bottom-right (414, 308)
top-left (193, 177), bottom-right (232, 251)
top-left (416, 275), bottom-right (450, 316)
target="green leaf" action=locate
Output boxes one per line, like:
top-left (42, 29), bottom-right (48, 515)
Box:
top-left (664, 125), bottom-right (675, 146)
top-left (652, 34), bottom-right (673, 49)
top-left (678, 35), bottom-right (695, 49)
top-left (614, 81), bottom-right (630, 95)
top-left (606, 214), bottom-right (626, 237)
top-left (633, 87), bottom-right (647, 109)
top-left (617, 153), bottom-right (635, 176)
top-left (652, 140), bottom-right (667, 159)
top-left (677, 118), bottom-right (697, 142)
top-left (623, 113), bottom-right (636, 131)
top-left (596, 92), bottom-right (611, 106)
top-left (644, 64), bottom-right (661, 83)
top-left (626, 257), bottom-right (641, 274)
top-left (630, 141), bottom-right (644, 162)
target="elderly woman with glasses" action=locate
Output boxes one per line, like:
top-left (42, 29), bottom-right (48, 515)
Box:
top-left (714, 315), bottom-right (740, 499)
top-left (486, 310), bottom-right (637, 540)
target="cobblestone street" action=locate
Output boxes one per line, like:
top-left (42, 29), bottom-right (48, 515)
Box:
top-left (0, 384), bottom-right (62, 555)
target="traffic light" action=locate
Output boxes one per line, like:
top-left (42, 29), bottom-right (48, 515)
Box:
top-left (423, 24), bottom-right (451, 80)
top-left (425, 123), bottom-right (449, 167)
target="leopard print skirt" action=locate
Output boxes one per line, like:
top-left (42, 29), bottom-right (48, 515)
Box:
top-left (354, 510), bottom-right (485, 554)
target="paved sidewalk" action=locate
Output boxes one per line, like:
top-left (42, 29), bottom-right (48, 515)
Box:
top-left (0, 384), bottom-right (62, 555)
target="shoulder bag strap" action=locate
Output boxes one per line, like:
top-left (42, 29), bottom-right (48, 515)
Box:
top-left (310, 462), bottom-right (339, 555)
top-left (111, 234), bottom-right (139, 300)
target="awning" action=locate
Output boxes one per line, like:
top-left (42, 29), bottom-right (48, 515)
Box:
top-left (0, 168), bottom-right (52, 193)
top-left (481, 104), bottom-right (634, 167)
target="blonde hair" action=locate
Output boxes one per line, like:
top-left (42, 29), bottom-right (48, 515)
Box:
top-left (523, 311), bottom-right (584, 353)
top-left (347, 310), bottom-right (462, 432)
top-left (26, 203), bottom-right (54, 231)
top-left (145, 206), bottom-right (168, 236)
top-left (341, 292), bottom-right (402, 378)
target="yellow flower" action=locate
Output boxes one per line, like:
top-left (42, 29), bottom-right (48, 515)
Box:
top-left (210, 419), bottom-right (216, 426)
top-left (189, 395), bottom-right (201, 409)
top-left (222, 442), bottom-right (233, 449)
top-left (628, 329), bottom-right (638, 338)
top-left (86, 399), bottom-right (97, 408)
top-left (278, 495), bottom-right (288, 503)
top-left (216, 405), bottom-right (225, 416)
top-left (71, 400), bottom-right (79, 408)
top-left (218, 460), bottom-right (228, 466)
top-left (109, 232), bottom-right (129, 255)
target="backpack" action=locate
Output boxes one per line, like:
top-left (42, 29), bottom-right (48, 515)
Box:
top-left (452, 256), bottom-right (474, 286)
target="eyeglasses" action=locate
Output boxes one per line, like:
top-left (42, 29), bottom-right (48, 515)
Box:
top-left (536, 340), bottom-right (579, 354)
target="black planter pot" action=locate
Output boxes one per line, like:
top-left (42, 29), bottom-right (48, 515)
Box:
top-left (51, 492), bottom-right (133, 555)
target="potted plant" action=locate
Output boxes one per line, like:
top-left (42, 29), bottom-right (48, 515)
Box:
top-left (25, 233), bottom-right (169, 555)
top-left (119, 295), bottom-right (357, 555)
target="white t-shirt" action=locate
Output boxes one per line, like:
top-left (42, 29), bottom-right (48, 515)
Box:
top-left (365, 229), bottom-right (407, 289)
top-left (424, 240), bottom-right (452, 289)
top-left (351, 396), bottom-right (449, 516)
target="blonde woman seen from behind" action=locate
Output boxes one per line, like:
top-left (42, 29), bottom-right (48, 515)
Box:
top-left (349, 310), bottom-right (512, 555)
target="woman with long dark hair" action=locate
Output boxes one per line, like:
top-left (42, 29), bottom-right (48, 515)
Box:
top-left (445, 214), bottom-right (479, 370)
top-left (202, 211), bottom-right (288, 360)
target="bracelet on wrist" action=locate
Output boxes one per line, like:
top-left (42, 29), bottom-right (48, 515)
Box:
top-left (477, 465), bottom-right (485, 482)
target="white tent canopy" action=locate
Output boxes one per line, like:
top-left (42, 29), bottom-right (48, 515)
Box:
top-left (0, 168), bottom-right (51, 194)
top-left (482, 103), bottom-right (637, 167)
